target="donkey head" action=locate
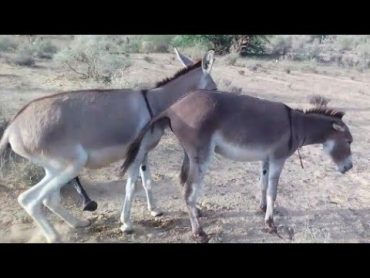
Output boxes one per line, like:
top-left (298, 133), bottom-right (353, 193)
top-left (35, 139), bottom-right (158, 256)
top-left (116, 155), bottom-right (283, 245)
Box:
top-left (174, 48), bottom-right (217, 91)
top-left (323, 116), bottom-right (353, 174)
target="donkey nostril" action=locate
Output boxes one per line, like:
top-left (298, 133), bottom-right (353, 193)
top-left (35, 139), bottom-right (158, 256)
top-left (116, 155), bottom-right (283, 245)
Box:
top-left (343, 163), bottom-right (353, 172)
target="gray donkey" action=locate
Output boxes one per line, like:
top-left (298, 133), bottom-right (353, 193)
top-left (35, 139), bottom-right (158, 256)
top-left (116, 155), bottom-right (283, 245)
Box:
top-left (68, 49), bottom-right (206, 213)
top-left (0, 50), bottom-right (217, 243)
top-left (122, 91), bottom-right (353, 242)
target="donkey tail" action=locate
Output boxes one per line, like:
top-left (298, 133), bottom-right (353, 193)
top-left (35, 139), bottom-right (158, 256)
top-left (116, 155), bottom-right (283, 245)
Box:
top-left (0, 127), bottom-right (11, 168)
top-left (120, 114), bottom-right (170, 177)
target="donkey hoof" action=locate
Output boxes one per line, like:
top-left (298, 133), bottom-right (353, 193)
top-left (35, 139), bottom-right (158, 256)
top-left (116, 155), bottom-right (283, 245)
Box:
top-left (150, 210), bottom-right (163, 217)
top-left (264, 218), bottom-right (277, 234)
top-left (120, 224), bottom-right (134, 234)
top-left (83, 201), bottom-right (98, 212)
top-left (192, 230), bottom-right (209, 243)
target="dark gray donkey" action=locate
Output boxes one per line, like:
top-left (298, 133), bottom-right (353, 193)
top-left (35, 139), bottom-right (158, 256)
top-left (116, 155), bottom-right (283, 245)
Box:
top-left (122, 91), bottom-right (353, 242)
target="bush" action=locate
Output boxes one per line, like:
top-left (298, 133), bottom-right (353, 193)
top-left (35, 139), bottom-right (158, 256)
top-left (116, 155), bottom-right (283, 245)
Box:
top-left (12, 54), bottom-right (35, 67)
top-left (266, 35), bottom-right (292, 56)
top-left (224, 52), bottom-right (239, 66)
top-left (172, 35), bottom-right (268, 55)
top-left (265, 35), bottom-right (370, 69)
top-left (117, 36), bottom-right (141, 53)
top-left (32, 38), bottom-right (58, 59)
top-left (355, 43), bottom-right (370, 69)
top-left (138, 35), bottom-right (174, 53)
top-left (1, 36), bottom-right (60, 67)
top-left (175, 43), bottom-right (211, 60)
top-left (143, 56), bottom-right (153, 63)
top-left (0, 36), bottom-right (18, 52)
top-left (336, 36), bottom-right (355, 51)
top-left (171, 35), bottom-right (213, 50)
top-left (54, 35), bottom-right (131, 81)
top-left (11, 45), bottom-right (35, 67)
top-left (107, 35), bottom-right (175, 54)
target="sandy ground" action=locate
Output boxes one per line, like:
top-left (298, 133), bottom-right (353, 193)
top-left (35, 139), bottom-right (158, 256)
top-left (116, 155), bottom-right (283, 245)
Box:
top-left (1, 52), bottom-right (370, 243)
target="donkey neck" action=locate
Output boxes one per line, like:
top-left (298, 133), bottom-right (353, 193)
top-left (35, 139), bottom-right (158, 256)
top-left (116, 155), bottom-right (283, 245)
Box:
top-left (145, 67), bottom-right (203, 117)
top-left (292, 110), bottom-right (333, 147)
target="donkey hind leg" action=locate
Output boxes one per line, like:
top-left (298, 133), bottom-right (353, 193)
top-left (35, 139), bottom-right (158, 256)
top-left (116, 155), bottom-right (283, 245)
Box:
top-left (120, 148), bottom-right (147, 233)
top-left (259, 160), bottom-right (269, 213)
top-left (181, 151), bottom-right (202, 218)
top-left (17, 147), bottom-right (88, 243)
top-left (264, 158), bottom-right (285, 233)
top-left (17, 170), bottom-right (57, 242)
top-left (140, 155), bottom-right (163, 217)
top-left (184, 150), bottom-right (212, 243)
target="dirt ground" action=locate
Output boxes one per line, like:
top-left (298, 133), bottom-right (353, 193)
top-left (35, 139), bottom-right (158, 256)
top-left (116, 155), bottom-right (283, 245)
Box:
top-left (1, 52), bottom-right (370, 243)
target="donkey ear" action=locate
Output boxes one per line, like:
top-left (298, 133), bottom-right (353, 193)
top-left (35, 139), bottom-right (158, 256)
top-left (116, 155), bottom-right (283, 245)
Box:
top-left (202, 50), bottom-right (215, 74)
top-left (332, 122), bottom-right (345, 132)
top-left (174, 47), bottom-right (194, 68)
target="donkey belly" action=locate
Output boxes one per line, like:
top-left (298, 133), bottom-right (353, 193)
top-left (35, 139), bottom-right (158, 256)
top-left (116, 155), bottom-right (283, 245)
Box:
top-left (85, 145), bottom-right (128, 169)
top-left (213, 134), bottom-right (269, 162)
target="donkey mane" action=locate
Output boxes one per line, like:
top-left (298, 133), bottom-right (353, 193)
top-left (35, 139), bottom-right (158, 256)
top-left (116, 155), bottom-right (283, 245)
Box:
top-left (296, 107), bottom-right (345, 119)
top-left (296, 94), bottom-right (344, 119)
top-left (155, 60), bottom-right (202, 88)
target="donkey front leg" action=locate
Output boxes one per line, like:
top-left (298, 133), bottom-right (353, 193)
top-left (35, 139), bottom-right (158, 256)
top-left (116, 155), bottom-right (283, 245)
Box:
top-left (72, 176), bottom-right (98, 212)
top-left (140, 155), bottom-right (163, 217)
top-left (265, 158), bottom-right (285, 233)
top-left (183, 148), bottom-right (212, 243)
top-left (184, 180), bottom-right (208, 243)
top-left (180, 150), bottom-right (202, 217)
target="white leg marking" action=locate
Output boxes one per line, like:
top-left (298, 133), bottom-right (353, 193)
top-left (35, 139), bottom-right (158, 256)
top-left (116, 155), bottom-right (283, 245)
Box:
top-left (265, 159), bottom-right (285, 226)
top-left (140, 156), bottom-right (162, 217)
top-left (120, 148), bottom-right (147, 233)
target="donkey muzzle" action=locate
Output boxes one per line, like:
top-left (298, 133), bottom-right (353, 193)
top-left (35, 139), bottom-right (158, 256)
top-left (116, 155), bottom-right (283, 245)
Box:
top-left (339, 162), bottom-right (353, 174)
